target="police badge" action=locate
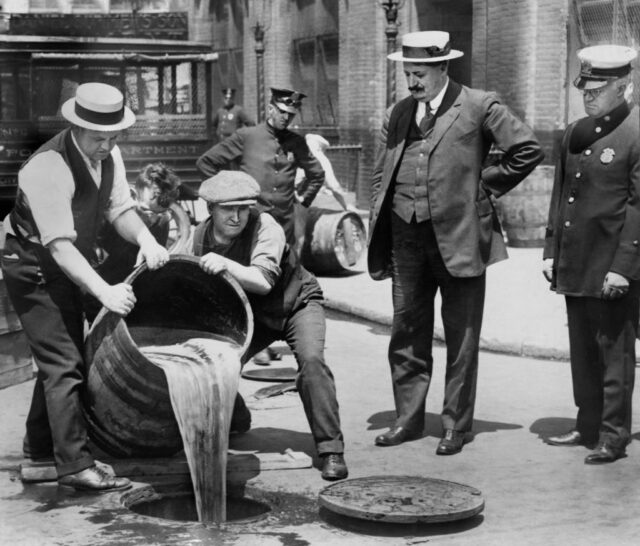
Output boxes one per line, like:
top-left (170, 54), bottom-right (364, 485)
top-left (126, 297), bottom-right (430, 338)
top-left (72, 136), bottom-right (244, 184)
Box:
top-left (600, 148), bottom-right (615, 164)
top-left (286, 151), bottom-right (295, 162)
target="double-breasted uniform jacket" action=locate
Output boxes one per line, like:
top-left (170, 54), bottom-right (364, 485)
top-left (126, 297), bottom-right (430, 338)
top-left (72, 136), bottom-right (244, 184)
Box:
top-left (196, 122), bottom-right (325, 246)
top-left (543, 103), bottom-right (640, 296)
top-left (368, 81), bottom-right (544, 280)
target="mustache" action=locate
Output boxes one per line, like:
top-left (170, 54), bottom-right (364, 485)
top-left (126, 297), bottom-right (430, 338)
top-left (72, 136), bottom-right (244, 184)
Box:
top-left (408, 84), bottom-right (425, 92)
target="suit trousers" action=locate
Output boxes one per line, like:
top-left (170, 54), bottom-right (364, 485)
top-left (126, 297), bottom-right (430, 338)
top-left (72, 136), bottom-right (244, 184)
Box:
top-left (565, 295), bottom-right (637, 448)
top-left (242, 300), bottom-right (344, 455)
top-left (1, 235), bottom-right (94, 477)
top-left (389, 213), bottom-right (485, 433)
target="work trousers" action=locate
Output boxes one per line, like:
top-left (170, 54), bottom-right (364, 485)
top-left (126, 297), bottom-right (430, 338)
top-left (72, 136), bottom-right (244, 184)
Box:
top-left (389, 213), bottom-right (485, 433)
top-left (1, 235), bottom-right (94, 477)
top-left (565, 295), bottom-right (637, 448)
top-left (242, 300), bottom-right (344, 455)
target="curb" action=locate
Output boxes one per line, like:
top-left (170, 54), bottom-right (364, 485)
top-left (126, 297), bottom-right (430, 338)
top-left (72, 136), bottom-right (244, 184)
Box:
top-left (324, 297), bottom-right (571, 362)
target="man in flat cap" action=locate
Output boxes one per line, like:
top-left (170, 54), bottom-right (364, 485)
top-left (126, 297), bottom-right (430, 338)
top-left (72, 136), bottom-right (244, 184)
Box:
top-left (189, 170), bottom-right (348, 481)
top-left (197, 87), bottom-right (325, 252)
top-left (197, 86), bottom-right (325, 366)
top-left (212, 88), bottom-right (255, 143)
top-left (369, 31), bottom-right (543, 455)
top-left (543, 44), bottom-right (639, 464)
top-left (0, 82), bottom-right (169, 492)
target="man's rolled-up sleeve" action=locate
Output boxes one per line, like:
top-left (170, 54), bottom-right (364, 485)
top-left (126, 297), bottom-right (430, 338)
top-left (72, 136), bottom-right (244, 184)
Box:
top-left (20, 151), bottom-right (77, 246)
top-left (249, 213), bottom-right (285, 287)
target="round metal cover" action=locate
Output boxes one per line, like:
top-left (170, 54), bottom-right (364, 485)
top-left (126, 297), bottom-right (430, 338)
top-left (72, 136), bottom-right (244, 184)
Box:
top-left (319, 475), bottom-right (484, 523)
top-left (241, 367), bottom-right (298, 382)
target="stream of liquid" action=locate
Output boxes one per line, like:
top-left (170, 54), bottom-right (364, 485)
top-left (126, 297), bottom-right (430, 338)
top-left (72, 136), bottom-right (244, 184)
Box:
top-left (130, 327), bottom-right (242, 524)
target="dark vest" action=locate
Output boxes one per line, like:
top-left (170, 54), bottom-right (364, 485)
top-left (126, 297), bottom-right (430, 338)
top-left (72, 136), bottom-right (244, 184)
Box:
top-left (392, 82), bottom-right (463, 224)
top-left (9, 128), bottom-right (115, 275)
top-left (192, 209), bottom-right (322, 330)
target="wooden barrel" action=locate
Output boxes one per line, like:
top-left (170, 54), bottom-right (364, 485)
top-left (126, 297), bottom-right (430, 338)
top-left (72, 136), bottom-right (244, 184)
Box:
top-left (83, 255), bottom-right (253, 458)
top-left (499, 165), bottom-right (554, 248)
top-left (0, 223), bottom-right (33, 390)
top-left (300, 207), bottom-right (367, 275)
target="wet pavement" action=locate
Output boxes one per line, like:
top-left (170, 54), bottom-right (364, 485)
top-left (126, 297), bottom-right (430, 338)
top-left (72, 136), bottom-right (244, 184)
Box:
top-left (2, 309), bottom-right (640, 545)
top-left (2, 196), bottom-right (640, 544)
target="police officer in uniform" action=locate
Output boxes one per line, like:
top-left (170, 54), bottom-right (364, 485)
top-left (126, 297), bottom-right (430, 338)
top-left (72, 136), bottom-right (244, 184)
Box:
top-left (212, 88), bottom-right (255, 142)
top-left (544, 45), bottom-right (640, 464)
top-left (197, 87), bottom-right (325, 252)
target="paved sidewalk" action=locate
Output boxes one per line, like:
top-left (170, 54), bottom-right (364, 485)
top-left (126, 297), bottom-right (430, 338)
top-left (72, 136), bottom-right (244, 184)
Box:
top-left (318, 234), bottom-right (572, 362)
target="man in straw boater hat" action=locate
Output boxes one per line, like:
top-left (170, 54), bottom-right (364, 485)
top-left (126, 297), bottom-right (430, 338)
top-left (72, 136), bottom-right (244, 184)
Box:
top-left (190, 170), bottom-right (348, 481)
top-left (543, 45), bottom-right (640, 464)
top-left (368, 31), bottom-right (544, 454)
top-left (1, 82), bottom-right (170, 491)
top-left (197, 86), bottom-right (325, 366)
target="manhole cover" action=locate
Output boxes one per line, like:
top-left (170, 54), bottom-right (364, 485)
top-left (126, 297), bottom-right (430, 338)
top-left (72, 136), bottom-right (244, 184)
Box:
top-left (319, 475), bottom-right (484, 523)
top-left (242, 367), bottom-right (297, 382)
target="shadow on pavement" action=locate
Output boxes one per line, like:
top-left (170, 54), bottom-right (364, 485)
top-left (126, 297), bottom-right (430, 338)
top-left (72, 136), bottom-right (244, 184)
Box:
top-left (367, 410), bottom-right (522, 440)
top-left (529, 417), bottom-right (576, 441)
top-left (229, 427), bottom-right (315, 458)
top-left (319, 507), bottom-right (484, 538)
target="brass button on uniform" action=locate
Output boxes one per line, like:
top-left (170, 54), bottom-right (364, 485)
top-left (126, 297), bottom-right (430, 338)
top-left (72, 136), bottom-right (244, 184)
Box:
top-left (585, 149), bottom-right (592, 156)
top-left (575, 172), bottom-right (581, 178)
top-left (595, 127), bottom-right (602, 133)
top-left (568, 196), bottom-right (575, 203)
top-left (564, 221), bottom-right (571, 227)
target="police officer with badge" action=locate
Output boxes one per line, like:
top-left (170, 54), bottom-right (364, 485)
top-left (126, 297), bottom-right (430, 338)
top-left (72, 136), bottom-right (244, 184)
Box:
top-left (197, 87), bottom-right (325, 252)
top-left (543, 45), bottom-right (640, 464)
top-left (212, 88), bottom-right (255, 142)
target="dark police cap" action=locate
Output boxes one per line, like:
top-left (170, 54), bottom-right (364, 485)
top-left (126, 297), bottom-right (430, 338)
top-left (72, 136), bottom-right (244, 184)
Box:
top-left (270, 87), bottom-right (307, 114)
top-left (198, 171), bottom-right (260, 205)
top-left (574, 45), bottom-right (637, 90)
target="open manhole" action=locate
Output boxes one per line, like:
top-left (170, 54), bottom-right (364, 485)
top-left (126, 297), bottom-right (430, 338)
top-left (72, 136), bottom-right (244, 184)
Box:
top-left (123, 487), bottom-right (271, 524)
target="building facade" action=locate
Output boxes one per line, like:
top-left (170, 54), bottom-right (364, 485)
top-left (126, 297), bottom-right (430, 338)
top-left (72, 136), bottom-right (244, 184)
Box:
top-left (197, 0), bottom-right (639, 212)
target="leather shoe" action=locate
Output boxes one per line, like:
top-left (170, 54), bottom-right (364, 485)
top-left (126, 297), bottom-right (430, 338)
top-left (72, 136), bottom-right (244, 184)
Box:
top-left (374, 426), bottom-right (420, 447)
top-left (436, 429), bottom-right (465, 455)
top-left (546, 430), bottom-right (584, 446)
top-left (58, 465), bottom-right (131, 492)
top-left (321, 453), bottom-right (348, 481)
top-left (584, 442), bottom-right (625, 465)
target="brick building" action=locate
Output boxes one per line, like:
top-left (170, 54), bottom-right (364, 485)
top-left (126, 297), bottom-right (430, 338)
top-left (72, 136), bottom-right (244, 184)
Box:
top-left (197, 0), bottom-right (639, 224)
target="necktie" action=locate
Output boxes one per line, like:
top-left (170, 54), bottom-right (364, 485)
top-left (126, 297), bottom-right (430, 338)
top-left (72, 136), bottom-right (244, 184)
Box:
top-left (419, 102), bottom-right (433, 134)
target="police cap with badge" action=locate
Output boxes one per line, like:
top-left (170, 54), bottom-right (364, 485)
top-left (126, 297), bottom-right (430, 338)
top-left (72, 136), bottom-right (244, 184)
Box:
top-left (270, 87), bottom-right (306, 114)
top-left (574, 44), bottom-right (637, 90)
top-left (570, 44), bottom-right (638, 155)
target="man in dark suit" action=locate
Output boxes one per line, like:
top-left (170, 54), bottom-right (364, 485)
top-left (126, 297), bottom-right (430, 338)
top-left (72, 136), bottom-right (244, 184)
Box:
top-left (368, 31), bottom-right (543, 455)
top-left (543, 44), bottom-right (639, 464)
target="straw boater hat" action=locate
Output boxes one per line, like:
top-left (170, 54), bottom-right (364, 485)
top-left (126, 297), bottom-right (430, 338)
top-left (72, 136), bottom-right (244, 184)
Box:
top-left (198, 171), bottom-right (260, 206)
top-left (573, 44), bottom-right (637, 90)
top-left (61, 82), bottom-right (136, 131)
top-left (388, 31), bottom-right (464, 63)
